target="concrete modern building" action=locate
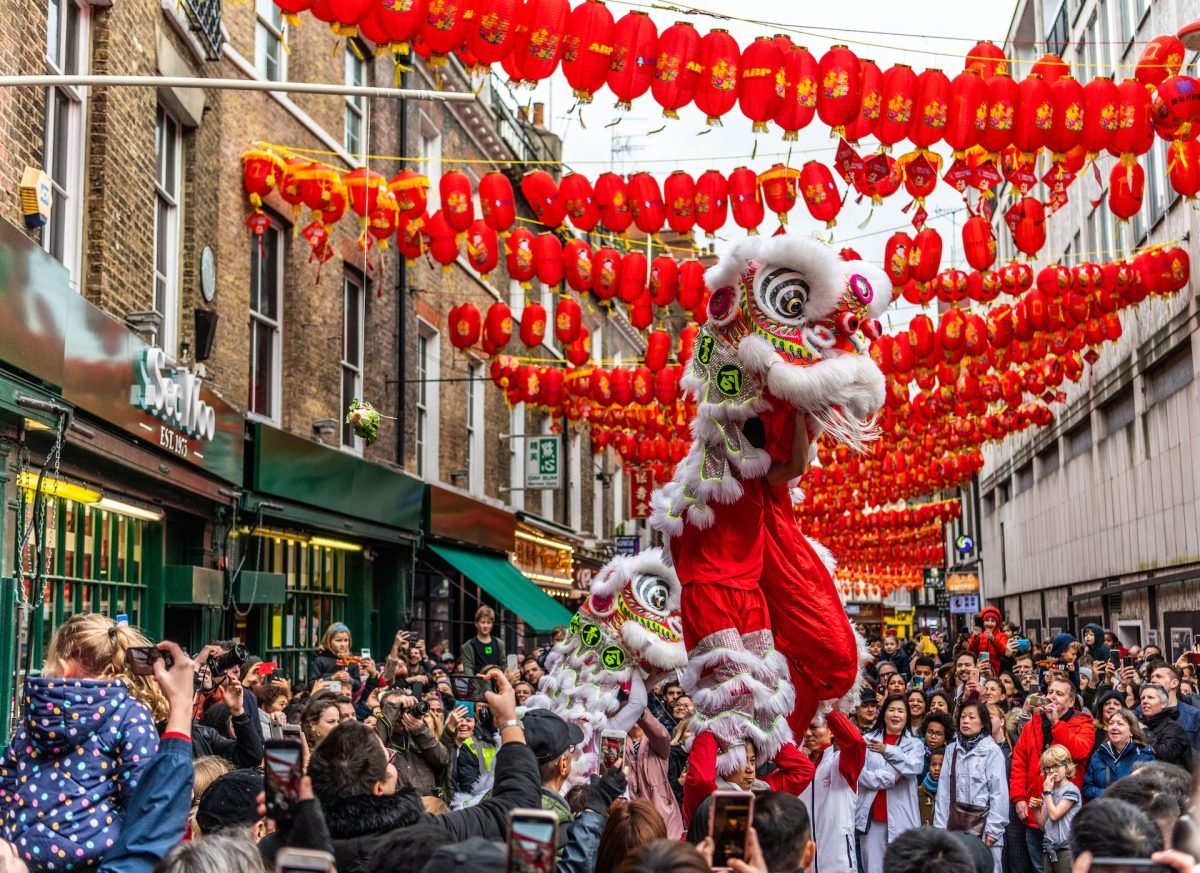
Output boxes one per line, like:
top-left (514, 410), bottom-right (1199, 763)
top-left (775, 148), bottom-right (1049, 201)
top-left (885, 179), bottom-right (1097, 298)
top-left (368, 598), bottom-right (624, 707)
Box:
top-left (972, 0), bottom-right (1200, 655)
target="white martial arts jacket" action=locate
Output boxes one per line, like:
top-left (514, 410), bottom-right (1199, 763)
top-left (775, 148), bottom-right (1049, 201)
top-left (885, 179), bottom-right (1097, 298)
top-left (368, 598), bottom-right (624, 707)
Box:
top-left (932, 735), bottom-right (1010, 843)
top-left (853, 731), bottom-right (924, 841)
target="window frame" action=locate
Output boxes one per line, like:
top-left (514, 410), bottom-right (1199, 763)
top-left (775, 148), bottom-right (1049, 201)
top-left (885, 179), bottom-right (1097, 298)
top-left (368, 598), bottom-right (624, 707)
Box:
top-left (415, 320), bottom-right (441, 481)
top-left (248, 216), bottom-right (285, 424)
top-left (419, 114), bottom-right (442, 211)
top-left (344, 46), bottom-right (366, 155)
top-left (153, 105), bottom-right (183, 356)
top-left (341, 272), bottom-right (366, 452)
top-left (466, 359), bottom-right (485, 495)
top-left (254, 0), bottom-right (287, 82)
top-left (43, 0), bottom-right (89, 289)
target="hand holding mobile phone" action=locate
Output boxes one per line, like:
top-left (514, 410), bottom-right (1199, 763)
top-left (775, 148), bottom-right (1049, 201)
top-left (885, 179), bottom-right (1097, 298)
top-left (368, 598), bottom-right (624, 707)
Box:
top-left (1088, 859), bottom-right (1175, 873)
top-left (600, 730), bottom-right (625, 770)
top-left (709, 791), bottom-right (754, 870)
top-left (276, 848), bottom-right (337, 873)
top-left (450, 673), bottom-right (497, 702)
top-left (264, 738), bottom-right (305, 827)
top-left (507, 808), bottom-right (559, 873)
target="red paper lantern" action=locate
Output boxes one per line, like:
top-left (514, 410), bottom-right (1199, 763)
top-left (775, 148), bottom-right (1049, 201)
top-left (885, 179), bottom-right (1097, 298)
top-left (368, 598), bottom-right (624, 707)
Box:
top-left (595, 172), bottom-right (633, 234)
top-left (593, 246), bottom-right (622, 299)
top-left (555, 297), bottom-right (582, 344)
top-left (649, 255), bottom-right (678, 307)
top-left (631, 365), bottom-right (654, 405)
top-left (373, 0), bottom-right (429, 47)
top-left (799, 161), bottom-right (840, 228)
top-left (1012, 74), bottom-right (1052, 158)
top-left (945, 69), bottom-right (987, 157)
top-left (983, 72), bottom-right (1019, 155)
top-left (694, 29), bottom-right (741, 126)
top-left (738, 36), bottom-right (785, 133)
top-left (678, 323), bottom-right (699, 363)
top-left (560, 173), bottom-right (600, 231)
top-left (478, 171), bottom-right (516, 233)
top-left (511, 0), bottom-right (569, 82)
top-left (883, 231), bottom-right (912, 285)
top-left (1111, 78), bottom-right (1153, 160)
top-left (693, 170), bottom-right (728, 237)
top-left (775, 44), bottom-right (818, 140)
top-left (630, 295), bottom-right (654, 330)
top-left (652, 21), bottom-right (702, 119)
top-left (396, 216), bottom-right (426, 263)
top-left (328, 0), bottom-right (372, 25)
top-left (644, 329), bottom-right (671, 372)
top-left (465, 220), bottom-right (499, 277)
top-left (817, 44), bottom-right (861, 135)
top-left (421, 0), bottom-right (470, 61)
top-left (242, 149), bottom-right (285, 209)
top-left (519, 302), bottom-right (548, 348)
top-left (425, 209), bottom-right (460, 269)
top-left (1010, 197), bottom-right (1046, 258)
top-left (962, 215), bottom-right (996, 271)
top-left (901, 152), bottom-right (937, 205)
top-left (389, 169), bottom-right (429, 220)
top-left (678, 260), bottom-right (706, 313)
top-left (521, 170), bottom-right (566, 228)
top-left (844, 58), bottom-right (882, 144)
top-left (663, 171), bottom-right (696, 233)
top-left (965, 40), bottom-right (1008, 80)
top-left (909, 227), bottom-right (942, 283)
top-left (562, 0), bottom-right (615, 102)
top-left (505, 227), bottom-right (537, 285)
top-left (728, 166), bottom-right (764, 233)
top-left (534, 233), bottom-right (564, 286)
top-left (759, 163), bottom-right (800, 224)
top-left (1108, 160), bottom-right (1145, 220)
top-left (485, 301), bottom-right (513, 349)
top-left (439, 170), bottom-right (475, 232)
top-left (875, 63), bottom-right (917, 149)
top-left (563, 239), bottom-right (594, 292)
top-left (566, 327), bottom-right (591, 367)
top-left (654, 366), bottom-right (680, 404)
top-left (467, 0), bottom-right (522, 64)
top-left (607, 11), bottom-right (658, 110)
top-left (1031, 53), bottom-right (1069, 84)
top-left (628, 172), bottom-right (667, 234)
top-left (910, 67), bottom-right (951, 150)
top-left (1136, 34), bottom-right (1185, 89)
top-left (449, 303), bottom-right (482, 349)
top-left (1082, 76), bottom-right (1120, 159)
top-left (343, 167), bottom-right (388, 218)
top-left (1046, 75), bottom-right (1085, 159)
top-left (618, 251), bottom-right (647, 304)
top-left (1168, 139), bottom-right (1200, 199)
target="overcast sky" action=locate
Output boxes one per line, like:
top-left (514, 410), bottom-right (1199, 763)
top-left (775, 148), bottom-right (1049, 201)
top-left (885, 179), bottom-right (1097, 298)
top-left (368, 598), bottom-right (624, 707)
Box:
top-left (520, 0), bottom-right (1021, 331)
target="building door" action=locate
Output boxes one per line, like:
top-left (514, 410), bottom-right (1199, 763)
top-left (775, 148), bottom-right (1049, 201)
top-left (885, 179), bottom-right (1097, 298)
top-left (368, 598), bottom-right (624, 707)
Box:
top-left (1164, 611), bottom-right (1200, 662)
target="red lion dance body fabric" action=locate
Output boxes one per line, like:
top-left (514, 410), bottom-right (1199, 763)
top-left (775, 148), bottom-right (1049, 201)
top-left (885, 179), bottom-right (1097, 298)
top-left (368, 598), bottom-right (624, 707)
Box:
top-left (651, 234), bottom-right (891, 775)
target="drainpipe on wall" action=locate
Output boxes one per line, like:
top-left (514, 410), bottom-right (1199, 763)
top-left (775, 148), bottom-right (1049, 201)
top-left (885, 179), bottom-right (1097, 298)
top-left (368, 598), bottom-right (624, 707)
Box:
top-left (395, 68), bottom-right (409, 467)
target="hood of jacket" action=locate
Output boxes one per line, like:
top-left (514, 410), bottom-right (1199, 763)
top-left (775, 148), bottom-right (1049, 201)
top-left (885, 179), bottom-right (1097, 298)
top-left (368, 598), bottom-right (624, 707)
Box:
top-left (21, 676), bottom-right (144, 752)
top-left (1050, 633), bottom-right (1077, 658)
top-left (1082, 624), bottom-right (1109, 657)
top-left (319, 790), bottom-right (426, 840)
top-left (1098, 739), bottom-right (1151, 764)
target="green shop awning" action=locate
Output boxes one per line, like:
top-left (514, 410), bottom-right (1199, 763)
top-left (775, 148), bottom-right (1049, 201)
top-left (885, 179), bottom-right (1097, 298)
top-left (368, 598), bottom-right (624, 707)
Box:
top-left (429, 543), bottom-right (573, 634)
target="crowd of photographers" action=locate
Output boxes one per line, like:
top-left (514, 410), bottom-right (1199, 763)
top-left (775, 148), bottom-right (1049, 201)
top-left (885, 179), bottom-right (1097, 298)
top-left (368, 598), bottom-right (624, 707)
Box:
top-left (2, 605), bottom-right (1200, 873)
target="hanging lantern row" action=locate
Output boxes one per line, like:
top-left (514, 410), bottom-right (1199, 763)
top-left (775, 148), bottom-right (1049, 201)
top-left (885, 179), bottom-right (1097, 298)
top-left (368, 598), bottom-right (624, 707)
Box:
top-left (275, 0), bottom-right (1196, 148)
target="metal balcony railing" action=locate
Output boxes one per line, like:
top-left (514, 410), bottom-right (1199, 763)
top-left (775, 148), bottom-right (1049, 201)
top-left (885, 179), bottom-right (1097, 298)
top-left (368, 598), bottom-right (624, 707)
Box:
top-left (489, 85), bottom-right (539, 164)
top-left (179, 0), bottom-right (223, 61)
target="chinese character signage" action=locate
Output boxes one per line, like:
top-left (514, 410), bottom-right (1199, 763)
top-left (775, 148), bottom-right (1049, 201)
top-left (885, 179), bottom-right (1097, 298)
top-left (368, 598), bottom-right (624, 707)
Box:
top-left (526, 436), bottom-right (561, 488)
top-left (629, 467), bottom-right (652, 519)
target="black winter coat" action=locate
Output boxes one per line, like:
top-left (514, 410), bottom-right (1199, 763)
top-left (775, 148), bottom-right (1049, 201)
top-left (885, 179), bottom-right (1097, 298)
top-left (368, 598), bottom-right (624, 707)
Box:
top-left (262, 741), bottom-right (541, 873)
top-left (1145, 708), bottom-right (1193, 771)
top-left (311, 650), bottom-right (363, 691)
top-left (190, 712), bottom-right (265, 768)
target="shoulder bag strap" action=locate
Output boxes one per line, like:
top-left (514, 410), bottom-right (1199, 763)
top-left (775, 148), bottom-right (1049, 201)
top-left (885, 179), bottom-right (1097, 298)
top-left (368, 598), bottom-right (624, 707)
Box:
top-left (949, 746), bottom-right (959, 806)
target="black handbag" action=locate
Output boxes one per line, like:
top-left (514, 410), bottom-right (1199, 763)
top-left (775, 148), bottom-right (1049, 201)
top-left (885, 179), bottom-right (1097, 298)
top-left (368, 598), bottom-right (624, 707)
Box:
top-left (946, 747), bottom-right (989, 837)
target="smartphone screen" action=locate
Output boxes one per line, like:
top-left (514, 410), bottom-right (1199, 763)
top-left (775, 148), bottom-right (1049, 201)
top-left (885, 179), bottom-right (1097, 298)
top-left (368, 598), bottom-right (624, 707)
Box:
top-left (507, 654), bottom-right (519, 671)
top-left (328, 680), bottom-right (343, 693)
top-left (451, 673), bottom-right (493, 702)
top-left (1123, 656), bottom-right (1135, 668)
top-left (276, 848), bottom-right (336, 873)
top-left (264, 739), bottom-right (304, 825)
top-left (360, 649), bottom-right (371, 660)
top-left (507, 812), bottom-right (558, 873)
top-left (127, 645), bottom-right (173, 676)
top-left (279, 723), bottom-right (302, 739)
top-left (710, 793), bottom-right (753, 868)
top-left (979, 652), bottom-right (990, 662)
top-left (462, 701), bottom-right (476, 718)
top-left (1089, 860), bottom-right (1174, 873)
top-left (600, 731), bottom-right (625, 769)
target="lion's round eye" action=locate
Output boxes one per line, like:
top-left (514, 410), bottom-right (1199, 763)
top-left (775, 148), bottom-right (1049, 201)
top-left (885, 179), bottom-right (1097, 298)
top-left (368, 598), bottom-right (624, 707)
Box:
top-left (755, 268), bottom-right (811, 325)
top-left (632, 574), bottom-right (669, 615)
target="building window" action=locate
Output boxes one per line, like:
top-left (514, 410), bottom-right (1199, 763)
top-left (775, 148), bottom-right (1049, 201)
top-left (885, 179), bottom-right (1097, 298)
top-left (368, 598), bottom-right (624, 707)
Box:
top-left (1145, 342), bottom-right (1194, 408)
top-left (249, 218), bottom-right (283, 422)
top-left (415, 324), bottom-right (440, 480)
top-left (509, 402), bottom-right (525, 499)
top-left (1036, 441), bottom-right (1060, 478)
top-left (569, 433), bottom-right (582, 530)
top-left (341, 273), bottom-right (365, 451)
top-left (1066, 419), bottom-right (1093, 460)
top-left (592, 461), bottom-right (605, 538)
top-left (153, 106), bottom-right (182, 356)
top-left (1120, 0), bottom-right (1150, 44)
top-left (43, 0), bottom-right (89, 287)
top-left (540, 419), bottom-right (554, 519)
top-left (1045, 0), bottom-right (1069, 54)
top-left (1015, 461), bottom-right (1034, 493)
top-left (612, 466), bottom-right (624, 531)
top-left (1145, 138), bottom-right (1169, 224)
top-left (467, 360), bottom-right (484, 495)
top-left (420, 120), bottom-right (442, 210)
top-left (254, 0), bottom-right (286, 82)
top-left (1102, 383), bottom-right (1136, 435)
top-left (344, 47), bottom-right (365, 154)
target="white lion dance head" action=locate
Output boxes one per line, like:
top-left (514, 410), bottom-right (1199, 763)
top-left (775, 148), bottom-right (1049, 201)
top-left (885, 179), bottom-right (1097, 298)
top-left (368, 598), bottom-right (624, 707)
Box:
top-left (526, 547), bottom-right (685, 783)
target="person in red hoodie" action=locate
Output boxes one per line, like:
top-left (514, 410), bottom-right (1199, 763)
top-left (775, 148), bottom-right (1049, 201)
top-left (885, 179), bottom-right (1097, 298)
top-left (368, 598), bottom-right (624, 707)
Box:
top-left (1009, 672), bottom-right (1094, 873)
top-left (968, 606), bottom-right (1009, 666)
top-left (681, 730), bottom-right (815, 834)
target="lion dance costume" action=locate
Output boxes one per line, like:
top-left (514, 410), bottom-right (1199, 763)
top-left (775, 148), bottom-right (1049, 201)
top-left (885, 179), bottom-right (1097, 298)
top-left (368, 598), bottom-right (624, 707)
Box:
top-left (526, 547), bottom-right (686, 783)
top-left (650, 234), bottom-right (891, 775)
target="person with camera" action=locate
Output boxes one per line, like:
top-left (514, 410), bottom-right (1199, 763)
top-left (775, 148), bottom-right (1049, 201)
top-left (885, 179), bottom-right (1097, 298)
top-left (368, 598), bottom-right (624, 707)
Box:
top-left (374, 686), bottom-right (450, 796)
top-left (190, 645), bottom-right (265, 768)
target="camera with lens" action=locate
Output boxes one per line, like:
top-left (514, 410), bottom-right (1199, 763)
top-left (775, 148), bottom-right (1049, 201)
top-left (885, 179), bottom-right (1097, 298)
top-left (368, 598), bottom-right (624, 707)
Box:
top-left (403, 699), bottom-right (430, 718)
top-left (207, 643), bottom-right (249, 675)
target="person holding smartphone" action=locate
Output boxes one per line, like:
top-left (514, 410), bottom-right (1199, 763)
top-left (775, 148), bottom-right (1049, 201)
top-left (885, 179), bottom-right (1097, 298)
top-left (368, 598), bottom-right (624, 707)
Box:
top-left (968, 607), bottom-right (1010, 669)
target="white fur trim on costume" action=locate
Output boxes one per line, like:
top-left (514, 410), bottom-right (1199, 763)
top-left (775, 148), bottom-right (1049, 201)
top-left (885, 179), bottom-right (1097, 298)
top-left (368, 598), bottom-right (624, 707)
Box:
top-left (764, 352), bottom-right (885, 419)
top-left (805, 536), bottom-right (837, 575)
top-left (736, 334), bottom-right (784, 377)
top-left (844, 261), bottom-right (895, 319)
top-left (703, 236), bottom-right (764, 293)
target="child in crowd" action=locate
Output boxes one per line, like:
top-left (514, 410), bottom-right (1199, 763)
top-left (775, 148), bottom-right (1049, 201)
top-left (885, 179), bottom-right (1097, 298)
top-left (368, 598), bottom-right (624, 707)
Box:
top-left (918, 749), bottom-right (943, 826)
top-left (0, 614), bottom-right (161, 870)
top-left (1035, 744), bottom-right (1081, 873)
